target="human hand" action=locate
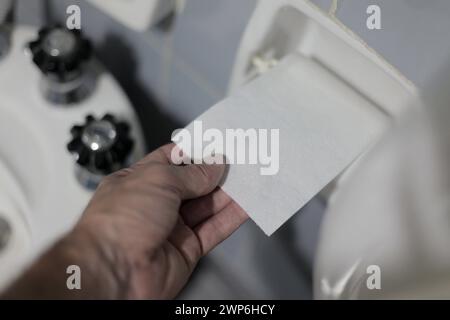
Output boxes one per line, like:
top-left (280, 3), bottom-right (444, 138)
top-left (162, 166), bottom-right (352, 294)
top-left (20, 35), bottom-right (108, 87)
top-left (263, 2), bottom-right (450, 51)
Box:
top-left (3, 143), bottom-right (248, 300)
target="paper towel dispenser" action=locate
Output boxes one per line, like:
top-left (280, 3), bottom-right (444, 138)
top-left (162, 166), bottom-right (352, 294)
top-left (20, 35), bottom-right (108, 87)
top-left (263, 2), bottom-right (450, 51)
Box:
top-left (198, 0), bottom-right (420, 233)
top-left (173, 0), bottom-right (421, 235)
top-left (230, 0), bottom-right (417, 118)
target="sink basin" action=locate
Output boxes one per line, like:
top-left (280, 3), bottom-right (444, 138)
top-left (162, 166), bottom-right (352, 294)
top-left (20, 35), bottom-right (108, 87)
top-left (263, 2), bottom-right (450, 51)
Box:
top-left (0, 158), bottom-right (31, 290)
top-left (0, 26), bottom-right (145, 290)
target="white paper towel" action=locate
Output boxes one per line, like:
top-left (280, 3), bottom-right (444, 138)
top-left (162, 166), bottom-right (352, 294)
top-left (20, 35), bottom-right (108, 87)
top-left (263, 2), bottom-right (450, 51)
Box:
top-left (173, 53), bottom-right (388, 235)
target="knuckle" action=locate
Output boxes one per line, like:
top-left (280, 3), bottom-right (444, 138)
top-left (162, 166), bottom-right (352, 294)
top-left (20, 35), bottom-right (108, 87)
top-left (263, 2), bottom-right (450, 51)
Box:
top-left (103, 168), bottom-right (132, 183)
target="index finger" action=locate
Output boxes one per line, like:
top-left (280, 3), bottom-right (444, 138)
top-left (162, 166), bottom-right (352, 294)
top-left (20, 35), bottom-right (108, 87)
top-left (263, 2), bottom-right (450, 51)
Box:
top-left (194, 201), bottom-right (249, 255)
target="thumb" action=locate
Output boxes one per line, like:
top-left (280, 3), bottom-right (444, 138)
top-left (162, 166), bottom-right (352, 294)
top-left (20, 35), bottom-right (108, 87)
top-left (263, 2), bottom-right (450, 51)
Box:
top-left (172, 162), bottom-right (227, 200)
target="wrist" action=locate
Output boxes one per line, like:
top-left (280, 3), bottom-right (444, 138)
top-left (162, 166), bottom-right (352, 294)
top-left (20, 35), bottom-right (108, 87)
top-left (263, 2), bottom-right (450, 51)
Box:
top-left (2, 223), bottom-right (128, 299)
top-left (66, 221), bottom-right (130, 299)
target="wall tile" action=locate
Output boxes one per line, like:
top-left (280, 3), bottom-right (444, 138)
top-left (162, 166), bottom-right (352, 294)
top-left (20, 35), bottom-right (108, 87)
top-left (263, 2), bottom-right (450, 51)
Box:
top-left (335, 0), bottom-right (450, 88)
top-left (15, 0), bottom-right (47, 26)
top-left (166, 62), bottom-right (219, 124)
top-left (310, 0), bottom-right (333, 12)
top-left (171, 0), bottom-right (257, 96)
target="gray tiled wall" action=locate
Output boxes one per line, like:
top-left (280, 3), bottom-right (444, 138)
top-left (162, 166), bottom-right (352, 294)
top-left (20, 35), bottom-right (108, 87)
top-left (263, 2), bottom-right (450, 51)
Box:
top-left (17, 0), bottom-right (450, 125)
top-left (335, 0), bottom-right (450, 88)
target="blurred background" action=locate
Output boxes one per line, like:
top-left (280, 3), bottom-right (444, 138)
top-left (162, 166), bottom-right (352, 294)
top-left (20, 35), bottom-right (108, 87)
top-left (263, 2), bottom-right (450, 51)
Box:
top-left (7, 0), bottom-right (450, 299)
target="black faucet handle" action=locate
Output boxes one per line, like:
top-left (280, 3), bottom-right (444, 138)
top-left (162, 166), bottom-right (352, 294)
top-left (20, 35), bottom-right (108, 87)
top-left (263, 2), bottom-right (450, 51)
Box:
top-left (29, 26), bottom-right (92, 81)
top-left (67, 114), bottom-right (134, 176)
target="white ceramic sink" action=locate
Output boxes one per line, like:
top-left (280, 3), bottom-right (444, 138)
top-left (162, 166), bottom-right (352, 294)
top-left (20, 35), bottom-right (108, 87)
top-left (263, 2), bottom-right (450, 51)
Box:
top-left (0, 26), bottom-right (145, 290)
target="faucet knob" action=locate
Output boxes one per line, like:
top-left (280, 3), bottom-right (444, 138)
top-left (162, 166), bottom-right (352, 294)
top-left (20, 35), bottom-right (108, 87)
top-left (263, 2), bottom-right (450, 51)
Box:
top-left (67, 114), bottom-right (134, 179)
top-left (28, 26), bottom-right (92, 82)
